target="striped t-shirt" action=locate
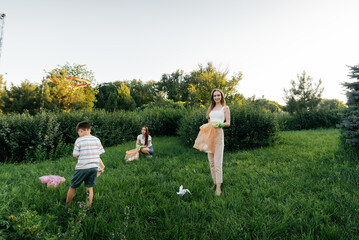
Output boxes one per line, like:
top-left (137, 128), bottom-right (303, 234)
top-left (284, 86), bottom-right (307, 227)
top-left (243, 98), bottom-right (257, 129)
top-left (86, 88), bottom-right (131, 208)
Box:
top-left (73, 135), bottom-right (105, 170)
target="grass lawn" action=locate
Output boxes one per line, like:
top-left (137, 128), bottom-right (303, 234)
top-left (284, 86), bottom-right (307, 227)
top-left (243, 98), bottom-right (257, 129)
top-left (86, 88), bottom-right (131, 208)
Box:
top-left (1, 129), bottom-right (359, 239)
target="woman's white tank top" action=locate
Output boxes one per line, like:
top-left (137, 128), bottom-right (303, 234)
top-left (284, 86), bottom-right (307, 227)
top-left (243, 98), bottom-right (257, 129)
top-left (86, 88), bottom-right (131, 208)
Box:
top-left (209, 106), bottom-right (225, 123)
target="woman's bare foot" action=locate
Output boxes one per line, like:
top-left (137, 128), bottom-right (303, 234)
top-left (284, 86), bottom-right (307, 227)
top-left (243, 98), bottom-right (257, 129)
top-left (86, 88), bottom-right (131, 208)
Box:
top-left (215, 183), bottom-right (222, 196)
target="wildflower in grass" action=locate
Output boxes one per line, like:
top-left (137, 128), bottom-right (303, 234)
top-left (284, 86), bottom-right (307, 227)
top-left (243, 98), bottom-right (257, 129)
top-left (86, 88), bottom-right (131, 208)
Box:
top-left (123, 206), bottom-right (130, 228)
top-left (124, 206), bottom-right (130, 216)
top-left (64, 201), bottom-right (87, 239)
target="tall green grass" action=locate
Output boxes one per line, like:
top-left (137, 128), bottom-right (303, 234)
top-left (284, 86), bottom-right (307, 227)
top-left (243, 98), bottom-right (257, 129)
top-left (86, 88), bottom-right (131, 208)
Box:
top-left (1, 129), bottom-right (359, 239)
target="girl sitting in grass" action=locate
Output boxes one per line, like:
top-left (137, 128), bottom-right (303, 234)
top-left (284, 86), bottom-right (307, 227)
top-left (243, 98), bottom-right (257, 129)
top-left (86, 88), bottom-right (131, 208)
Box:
top-left (136, 126), bottom-right (154, 158)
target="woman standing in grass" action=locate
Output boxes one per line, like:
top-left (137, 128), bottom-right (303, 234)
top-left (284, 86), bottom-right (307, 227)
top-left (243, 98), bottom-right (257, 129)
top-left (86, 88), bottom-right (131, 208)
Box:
top-left (205, 89), bottom-right (230, 196)
top-left (136, 126), bottom-right (154, 157)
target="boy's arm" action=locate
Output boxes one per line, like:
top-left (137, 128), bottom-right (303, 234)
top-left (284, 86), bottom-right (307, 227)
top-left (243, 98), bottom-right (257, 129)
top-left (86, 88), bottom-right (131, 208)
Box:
top-left (73, 141), bottom-right (80, 158)
top-left (99, 159), bottom-right (105, 169)
top-left (98, 139), bottom-right (105, 155)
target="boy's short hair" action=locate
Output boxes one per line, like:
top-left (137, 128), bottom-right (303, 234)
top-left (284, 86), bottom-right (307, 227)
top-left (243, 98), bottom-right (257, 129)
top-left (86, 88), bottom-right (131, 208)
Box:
top-left (76, 121), bottom-right (91, 132)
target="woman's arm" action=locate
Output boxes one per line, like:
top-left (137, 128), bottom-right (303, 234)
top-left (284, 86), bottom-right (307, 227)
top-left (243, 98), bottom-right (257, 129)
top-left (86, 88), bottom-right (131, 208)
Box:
top-left (224, 106), bottom-right (231, 127)
top-left (136, 139), bottom-right (140, 145)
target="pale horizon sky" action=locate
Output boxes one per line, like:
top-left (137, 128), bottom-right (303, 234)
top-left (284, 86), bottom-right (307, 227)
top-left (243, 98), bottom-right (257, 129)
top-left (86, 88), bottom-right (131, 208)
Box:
top-left (1, 0), bottom-right (358, 105)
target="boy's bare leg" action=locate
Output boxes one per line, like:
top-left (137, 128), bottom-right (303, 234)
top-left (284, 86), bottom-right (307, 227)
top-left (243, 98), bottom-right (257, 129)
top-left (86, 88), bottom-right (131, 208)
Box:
top-left (66, 187), bottom-right (76, 206)
top-left (86, 187), bottom-right (94, 206)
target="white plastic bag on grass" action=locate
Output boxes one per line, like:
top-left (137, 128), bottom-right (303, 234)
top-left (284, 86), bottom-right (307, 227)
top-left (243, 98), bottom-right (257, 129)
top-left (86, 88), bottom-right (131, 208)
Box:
top-left (177, 185), bottom-right (191, 196)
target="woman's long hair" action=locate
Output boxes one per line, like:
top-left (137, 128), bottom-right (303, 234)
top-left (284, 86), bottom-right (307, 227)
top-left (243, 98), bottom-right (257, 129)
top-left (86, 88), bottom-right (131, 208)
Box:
top-left (142, 126), bottom-right (149, 145)
top-left (206, 89), bottom-right (226, 119)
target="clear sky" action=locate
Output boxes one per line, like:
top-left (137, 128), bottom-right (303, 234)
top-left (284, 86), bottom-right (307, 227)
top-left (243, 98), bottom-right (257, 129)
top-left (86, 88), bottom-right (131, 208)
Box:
top-left (1, 0), bottom-right (358, 105)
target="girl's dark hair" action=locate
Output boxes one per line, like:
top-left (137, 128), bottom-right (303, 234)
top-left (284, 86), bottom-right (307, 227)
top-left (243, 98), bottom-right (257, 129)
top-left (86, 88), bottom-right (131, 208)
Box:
top-left (142, 126), bottom-right (149, 145)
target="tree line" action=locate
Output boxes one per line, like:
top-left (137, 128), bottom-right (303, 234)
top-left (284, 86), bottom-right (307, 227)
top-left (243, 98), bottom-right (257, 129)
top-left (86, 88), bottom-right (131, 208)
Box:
top-left (0, 62), bottom-right (346, 115)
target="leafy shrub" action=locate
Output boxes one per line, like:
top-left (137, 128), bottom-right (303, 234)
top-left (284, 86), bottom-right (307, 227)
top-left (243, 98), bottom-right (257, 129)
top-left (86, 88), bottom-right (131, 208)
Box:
top-left (91, 110), bottom-right (141, 146)
top-left (138, 98), bottom-right (185, 110)
top-left (6, 210), bottom-right (57, 239)
top-left (277, 109), bottom-right (343, 131)
top-left (55, 108), bottom-right (186, 145)
top-left (55, 110), bottom-right (139, 147)
top-left (0, 108), bottom-right (187, 162)
top-left (1, 104), bottom-right (280, 162)
top-left (0, 112), bottom-right (64, 163)
top-left (178, 104), bottom-right (279, 150)
top-left (139, 107), bottom-right (185, 136)
top-left (55, 111), bottom-right (87, 144)
top-left (177, 108), bottom-right (207, 146)
top-left (225, 104), bottom-right (279, 150)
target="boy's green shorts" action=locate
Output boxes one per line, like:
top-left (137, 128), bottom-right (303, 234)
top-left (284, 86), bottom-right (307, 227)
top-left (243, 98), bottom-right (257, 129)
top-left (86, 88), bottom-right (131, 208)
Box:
top-left (70, 168), bottom-right (97, 188)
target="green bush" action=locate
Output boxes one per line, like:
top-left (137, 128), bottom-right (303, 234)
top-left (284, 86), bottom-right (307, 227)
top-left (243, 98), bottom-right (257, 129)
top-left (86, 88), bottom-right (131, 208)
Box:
top-left (55, 110), bottom-right (140, 147)
top-left (177, 108), bottom-right (207, 146)
top-left (139, 107), bottom-right (185, 136)
top-left (178, 104), bottom-right (279, 150)
top-left (277, 109), bottom-right (343, 131)
top-left (0, 112), bottom-right (67, 163)
top-left (55, 108), bottom-right (185, 145)
top-left (1, 104), bottom-right (280, 162)
top-left (0, 108), bottom-right (187, 162)
top-left (138, 98), bottom-right (185, 110)
top-left (83, 110), bottom-right (140, 147)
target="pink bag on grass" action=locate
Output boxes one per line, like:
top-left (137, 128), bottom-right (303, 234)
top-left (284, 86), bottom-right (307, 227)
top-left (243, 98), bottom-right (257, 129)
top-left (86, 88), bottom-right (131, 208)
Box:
top-left (39, 175), bottom-right (66, 188)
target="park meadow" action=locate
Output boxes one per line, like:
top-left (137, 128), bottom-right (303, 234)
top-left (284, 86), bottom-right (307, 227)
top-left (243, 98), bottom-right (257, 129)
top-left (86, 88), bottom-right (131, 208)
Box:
top-left (1, 63), bottom-right (359, 239)
top-left (1, 128), bottom-right (359, 239)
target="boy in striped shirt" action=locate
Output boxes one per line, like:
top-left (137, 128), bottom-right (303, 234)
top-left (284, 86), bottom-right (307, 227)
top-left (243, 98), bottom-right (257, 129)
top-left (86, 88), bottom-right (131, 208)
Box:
top-left (66, 121), bottom-right (105, 207)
